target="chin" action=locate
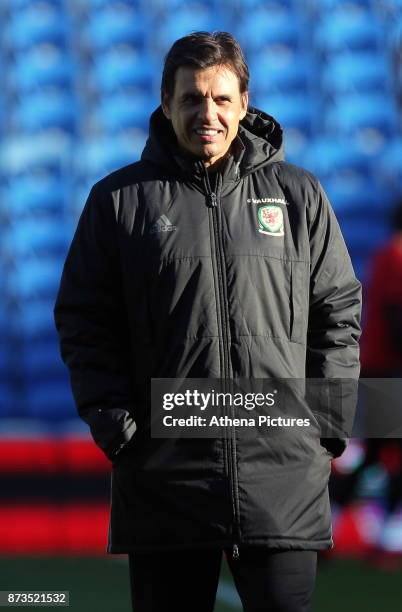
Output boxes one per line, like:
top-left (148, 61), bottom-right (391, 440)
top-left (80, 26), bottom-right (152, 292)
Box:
top-left (200, 146), bottom-right (220, 159)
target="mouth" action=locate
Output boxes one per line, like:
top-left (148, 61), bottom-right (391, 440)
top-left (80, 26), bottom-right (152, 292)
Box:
top-left (193, 127), bottom-right (223, 142)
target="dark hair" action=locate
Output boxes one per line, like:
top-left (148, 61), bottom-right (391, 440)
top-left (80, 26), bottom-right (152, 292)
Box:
top-left (161, 31), bottom-right (249, 99)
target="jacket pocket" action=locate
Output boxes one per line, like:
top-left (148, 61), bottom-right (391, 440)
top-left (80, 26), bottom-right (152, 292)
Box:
top-left (289, 260), bottom-right (309, 344)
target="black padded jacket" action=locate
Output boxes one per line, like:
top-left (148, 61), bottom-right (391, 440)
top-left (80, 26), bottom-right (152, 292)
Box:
top-left (54, 106), bottom-right (362, 554)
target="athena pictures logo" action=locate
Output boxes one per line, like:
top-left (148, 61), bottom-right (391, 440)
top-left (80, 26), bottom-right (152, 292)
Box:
top-left (257, 205), bottom-right (284, 236)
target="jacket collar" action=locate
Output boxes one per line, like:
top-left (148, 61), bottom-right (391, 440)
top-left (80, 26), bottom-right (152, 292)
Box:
top-left (141, 105), bottom-right (284, 182)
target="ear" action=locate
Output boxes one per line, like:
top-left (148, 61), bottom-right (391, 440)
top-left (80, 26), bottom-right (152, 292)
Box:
top-left (239, 91), bottom-right (249, 120)
top-left (161, 92), bottom-right (171, 120)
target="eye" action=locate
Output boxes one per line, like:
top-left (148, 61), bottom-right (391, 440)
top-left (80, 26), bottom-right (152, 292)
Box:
top-left (182, 94), bottom-right (199, 104)
top-left (216, 96), bottom-right (231, 104)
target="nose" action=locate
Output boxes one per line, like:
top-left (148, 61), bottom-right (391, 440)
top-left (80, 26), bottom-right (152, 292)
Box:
top-left (198, 98), bottom-right (217, 124)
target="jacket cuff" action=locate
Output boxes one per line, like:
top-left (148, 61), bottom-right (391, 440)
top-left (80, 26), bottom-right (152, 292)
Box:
top-left (81, 406), bottom-right (137, 461)
top-left (320, 437), bottom-right (348, 459)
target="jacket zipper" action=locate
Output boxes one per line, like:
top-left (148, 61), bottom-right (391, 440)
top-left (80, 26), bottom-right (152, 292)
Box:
top-left (204, 168), bottom-right (241, 560)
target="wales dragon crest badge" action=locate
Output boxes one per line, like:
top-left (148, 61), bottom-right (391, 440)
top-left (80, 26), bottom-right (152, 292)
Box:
top-left (257, 205), bottom-right (284, 236)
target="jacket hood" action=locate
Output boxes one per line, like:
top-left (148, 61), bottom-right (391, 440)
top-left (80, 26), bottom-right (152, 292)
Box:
top-left (141, 105), bottom-right (284, 180)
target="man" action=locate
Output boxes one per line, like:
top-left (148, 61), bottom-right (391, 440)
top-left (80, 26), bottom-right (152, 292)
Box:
top-left (54, 32), bottom-right (361, 612)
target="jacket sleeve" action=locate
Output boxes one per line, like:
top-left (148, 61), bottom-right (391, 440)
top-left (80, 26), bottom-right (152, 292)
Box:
top-left (306, 179), bottom-right (362, 458)
top-left (54, 182), bottom-right (136, 461)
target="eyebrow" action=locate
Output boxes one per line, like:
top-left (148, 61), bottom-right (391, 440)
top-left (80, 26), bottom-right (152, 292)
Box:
top-left (179, 92), bottom-right (233, 101)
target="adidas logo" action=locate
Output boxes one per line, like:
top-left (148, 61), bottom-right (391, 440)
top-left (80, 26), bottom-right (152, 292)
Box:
top-left (150, 214), bottom-right (177, 234)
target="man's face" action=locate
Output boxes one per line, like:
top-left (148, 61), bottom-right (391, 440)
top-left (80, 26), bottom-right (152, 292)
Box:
top-left (162, 65), bottom-right (248, 169)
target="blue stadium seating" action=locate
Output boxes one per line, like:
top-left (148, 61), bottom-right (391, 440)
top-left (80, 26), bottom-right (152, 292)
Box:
top-left (73, 0), bottom-right (141, 14)
top-left (325, 94), bottom-right (399, 136)
top-left (230, 0), bottom-right (296, 10)
top-left (248, 49), bottom-right (313, 94)
top-left (19, 338), bottom-right (66, 377)
top-left (0, 383), bottom-right (14, 419)
top-left (322, 173), bottom-right (394, 216)
top-left (377, 138), bottom-right (402, 194)
top-left (11, 92), bottom-right (78, 133)
top-left (315, 8), bottom-right (385, 54)
top-left (338, 217), bottom-right (390, 284)
top-left (0, 339), bottom-right (8, 378)
top-left (321, 52), bottom-right (391, 95)
top-left (12, 302), bottom-right (61, 340)
top-left (1, 176), bottom-right (68, 218)
top-left (91, 49), bottom-right (155, 93)
top-left (2, 0), bottom-right (65, 12)
top-left (253, 93), bottom-right (317, 135)
top-left (82, 5), bottom-right (147, 52)
top-left (309, 0), bottom-right (375, 12)
top-left (8, 48), bottom-right (74, 93)
top-left (93, 93), bottom-right (155, 132)
top-left (73, 134), bottom-right (146, 185)
top-left (379, 0), bottom-right (402, 15)
top-left (153, 8), bottom-right (221, 53)
top-left (3, 220), bottom-right (69, 259)
top-left (237, 8), bottom-right (305, 53)
top-left (303, 137), bottom-right (377, 179)
top-left (0, 134), bottom-right (72, 177)
top-left (5, 258), bottom-right (63, 301)
top-left (24, 380), bottom-right (75, 419)
top-left (3, 5), bottom-right (69, 52)
top-left (0, 0), bottom-right (400, 433)
top-left (150, 0), bottom-right (218, 10)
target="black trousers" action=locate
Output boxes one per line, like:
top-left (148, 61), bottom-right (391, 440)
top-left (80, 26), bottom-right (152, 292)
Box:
top-left (128, 547), bottom-right (317, 612)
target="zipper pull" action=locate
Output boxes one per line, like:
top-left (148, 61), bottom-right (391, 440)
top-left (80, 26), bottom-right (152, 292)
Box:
top-left (208, 192), bottom-right (217, 208)
top-left (232, 543), bottom-right (239, 560)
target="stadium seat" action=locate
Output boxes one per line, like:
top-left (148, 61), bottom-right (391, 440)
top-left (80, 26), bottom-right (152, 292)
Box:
top-left (3, 0), bottom-right (65, 12)
top-left (282, 129), bottom-right (309, 166)
top-left (82, 5), bottom-right (146, 52)
top-left (12, 301), bottom-right (60, 340)
top-left (248, 48), bottom-right (313, 94)
top-left (24, 380), bottom-right (75, 420)
top-left (315, 8), bottom-right (384, 54)
top-left (237, 8), bottom-right (305, 53)
top-left (0, 382), bottom-right (14, 419)
top-left (3, 220), bottom-right (69, 260)
top-left (1, 176), bottom-right (69, 218)
top-left (321, 52), bottom-right (391, 96)
top-left (150, 0), bottom-right (218, 11)
top-left (253, 93), bottom-right (317, 135)
top-left (379, 0), bottom-right (402, 16)
top-left (377, 138), bottom-right (402, 193)
top-left (0, 133), bottom-right (72, 177)
top-left (153, 8), bottom-right (218, 53)
top-left (3, 4), bottom-right (69, 52)
top-left (73, 0), bottom-right (135, 11)
top-left (338, 217), bottom-right (391, 256)
top-left (321, 173), bottom-right (394, 216)
top-left (8, 48), bottom-right (74, 93)
top-left (19, 338), bottom-right (66, 378)
top-left (230, 0), bottom-right (296, 10)
top-left (309, 0), bottom-right (376, 12)
top-left (303, 138), bottom-right (376, 180)
top-left (93, 93), bottom-right (154, 132)
top-left (6, 258), bottom-right (63, 301)
top-left (90, 49), bottom-right (155, 93)
top-left (0, 340), bottom-right (7, 373)
top-left (73, 133), bottom-right (146, 185)
top-left (11, 92), bottom-right (77, 133)
top-left (325, 94), bottom-right (399, 137)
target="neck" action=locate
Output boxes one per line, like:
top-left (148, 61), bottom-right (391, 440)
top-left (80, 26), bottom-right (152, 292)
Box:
top-left (204, 151), bottom-right (230, 173)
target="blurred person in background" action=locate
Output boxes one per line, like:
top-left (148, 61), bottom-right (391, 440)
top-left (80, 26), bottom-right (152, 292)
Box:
top-left (361, 200), bottom-right (402, 379)
top-left (359, 200), bottom-right (402, 526)
top-left (54, 32), bottom-right (361, 612)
